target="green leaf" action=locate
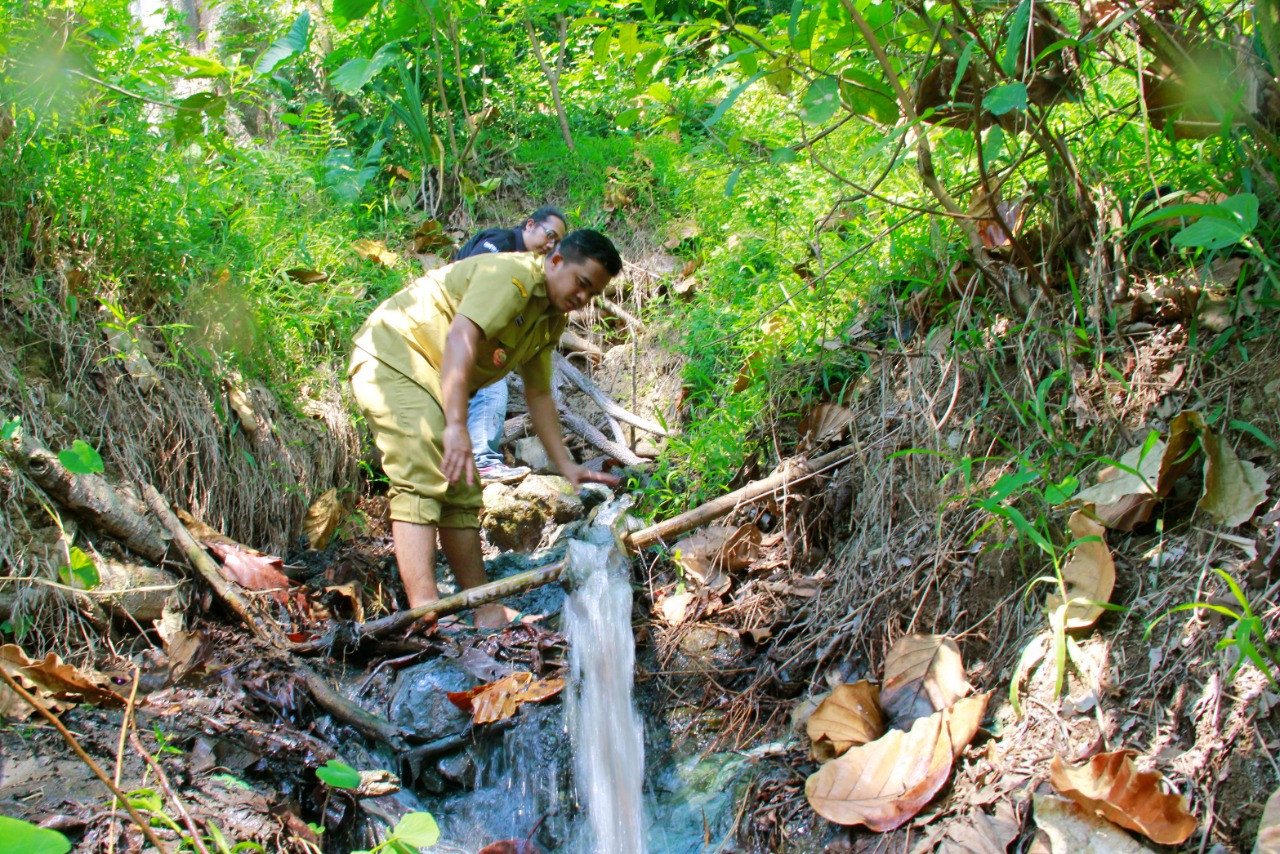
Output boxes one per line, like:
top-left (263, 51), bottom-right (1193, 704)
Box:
top-left (800, 77), bottom-right (839, 124)
top-left (770, 147), bottom-right (798, 164)
top-left (330, 46), bottom-right (397, 96)
top-left (333, 0), bottom-right (377, 23)
top-left (984, 82), bottom-right (1026, 115)
top-left (1230, 419), bottom-right (1277, 450)
top-left (1, 417), bottom-right (18, 441)
top-left (58, 547), bottom-right (100, 590)
top-left (393, 812), bottom-right (440, 847)
top-left (0, 816), bottom-right (72, 854)
top-left (58, 439), bottom-right (104, 474)
top-left (615, 108), bottom-right (641, 129)
top-left (592, 28), bottom-right (612, 65)
top-left (316, 760), bottom-right (362, 789)
top-left (177, 54), bottom-right (229, 78)
top-left (982, 125), bottom-right (1005, 164)
top-left (724, 166), bottom-right (742, 197)
top-left (1171, 194), bottom-right (1258, 250)
top-left (706, 71), bottom-right (766, 127)
top-left (255, 10), bottom-right (311, 76)
top-left (1002, 0), bottom-right (1031, 76)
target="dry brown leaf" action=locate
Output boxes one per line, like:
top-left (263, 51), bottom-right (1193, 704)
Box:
top-left (1199, 420), bottom-right (1269, 527)
top-left (1075, 440), bottom-right (1164, 530)
top-left (0, 644), bottom-right (125, 720)
top-left (805, 698), bottom-right (984, 830)
top-left (659, 591), bottom-right (696, 626)
top-left (672, 524), bottom-right (761, 592)
top-left (807, 681), bottom-right (884, 761)
top-left (924, 799), bottom-right (1021, 854)
top-left (663, 222), bottom-right (700, 249)
top-left (881, 634), bottom-right (973, 728)
top-left (799, 403), bottom-right (855, 452)
top-left (285, 268), bottom-right (329, 284)
top-left (353, 238), bottom-right (399, 267)
top-left (1033, 793), bottom-right (1156, 853)
top-left (303, 488), bottom-right (343, 551)
top-left (1257, 786), bottom-right (1280, 853)
top-left (449, 671), bottom-right (566, 725)
top-left (1045, 511), bottom-right (1115, 629)
top-left (204, 541), bottom-right (297, 606)
top-left (165, 629), bottom-right (211, 684)
top-left (1050, 750), bottom-right (1196, 845)
top-left (323, 581), bottom-right (364, 623)
top-left (412, 220), bottom-right (453, 253)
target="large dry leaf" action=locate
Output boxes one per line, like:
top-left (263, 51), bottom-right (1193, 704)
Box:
top-left (447, 671), bottom-right (565, 725)
top-left (1033, 794), bottom-right (1156, 854)
top-left (799, 403), bottom-right (855, 451)
top-left (1257, 786), bottom-right (1280, 853)
top-left (658, 591), bottom-right (696, 626)
top-left (807, 681), bottom-right (884, 761)
top-left (672, 524), bottom-right (761, 592)
top-left (921, 799), bottom-right (1021, 854)
top-left (0, 644), bottom-right (125, 720)
top-left (303, 488), bottom-right (343, 551)
top-left (1050, 751), bottom-right (1196, 845)
top-left (165, 629), bottom-right (212, 683)
top-left (204, 541), bottom-right (297, 607)
top-left (805, 696), bottom-right (986, 830)
top-left (881, 634), bottom-right (973, 727)
top-left (1199, 421), bottom-right (1269, 527)
top-left (1046, 511), bottom-right (1115, 629)
top-left (1075, 440), bottom-right (1165, 530)
top-left (353, 238), bottom-right (399, 267)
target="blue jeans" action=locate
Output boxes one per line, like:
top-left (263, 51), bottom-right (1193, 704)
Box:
top-left (467, 380), bottom-right (508, 469)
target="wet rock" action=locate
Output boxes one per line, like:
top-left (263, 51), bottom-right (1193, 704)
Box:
top-left (513, 437), bottom-right (553, 473)
top-left (389, 660), bottom-right (473, 743)
top-left (481, 483), bottom-right (544, 552)
top-left (673, 627), bottom-right (741, 673)
top-left (437, 752), bottom-right (476, 787)
top-left (514, 475), bottom-right (583, 524)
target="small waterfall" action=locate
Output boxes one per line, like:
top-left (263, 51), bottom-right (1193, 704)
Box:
top-left (564, 526), bottom-right (646, 854)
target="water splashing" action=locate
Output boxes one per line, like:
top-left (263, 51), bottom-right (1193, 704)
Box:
top-left (564, 523), bottom-right (646, 854)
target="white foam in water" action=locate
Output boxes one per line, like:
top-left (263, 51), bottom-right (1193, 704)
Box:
top-left (564, 534), bottom-right (646, 854)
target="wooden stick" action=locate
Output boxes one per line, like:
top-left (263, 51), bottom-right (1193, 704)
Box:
top-left (598, 297), bottom-right (645, 333)
top-left (558, 407), bottom-right (645, 467)
top-left (552, 353), bottom-right (669, 437)
top-left (0, 667), bottom-right (172, 853)
top-left (625, 444), bottom-right (857, 551)
top-left (292, 561), bottom-right (567, 654)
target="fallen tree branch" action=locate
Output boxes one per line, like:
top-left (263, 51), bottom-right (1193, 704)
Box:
top-left (17, 439), bottom-right (167, 561)
top-left (142, 484), bottom-right (408, 750)
top-left (557, 406), bottom-right (645, 466)
top-left (292, 561), bottom-right (567, 655)
top-left (626, 444), bottom-right (858, 550)
top-left (552, 353), bottom-right (669, 437)
top-left (597, 297), bottom-right (645, 333)
top-left (558, 330), bottom-right (604, 357)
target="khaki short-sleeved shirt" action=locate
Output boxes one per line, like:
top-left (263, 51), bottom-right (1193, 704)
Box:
top-left (350, 252), bottom-right (566, 402)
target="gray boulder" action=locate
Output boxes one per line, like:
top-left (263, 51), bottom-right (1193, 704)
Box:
top-left (514, 475), bottom-right (584, 524)
top-left (389, 660), bottom-right (473, 743)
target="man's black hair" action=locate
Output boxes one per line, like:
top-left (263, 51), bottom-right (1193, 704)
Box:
top-left (528, 206), bottom-right (567, 227)
top-left (558, 229), bottom-right (622, 276)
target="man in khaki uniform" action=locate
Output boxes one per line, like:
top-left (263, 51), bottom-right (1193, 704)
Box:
top-left (349, 229), bottom-right (623, 628)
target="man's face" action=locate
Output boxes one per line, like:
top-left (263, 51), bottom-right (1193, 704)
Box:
top-left (522, 216), bottom-right (567, 255)
top-left (544, 251), bottom-right (612, 314)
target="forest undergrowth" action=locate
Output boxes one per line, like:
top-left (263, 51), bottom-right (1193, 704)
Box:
top-left (2, 0), bottom-right (1280, 850)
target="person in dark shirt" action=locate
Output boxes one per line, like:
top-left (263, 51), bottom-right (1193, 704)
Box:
top-left (455, 206), bottom-right (568, 483)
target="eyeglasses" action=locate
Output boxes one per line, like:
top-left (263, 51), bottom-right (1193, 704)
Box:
top-left (538, 223), bottom-right (563, 246)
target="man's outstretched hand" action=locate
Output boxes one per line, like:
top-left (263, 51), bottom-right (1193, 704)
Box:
top-left (563, 462), bottom-right (622, 490)
top-left (441, 423), bottom-right (475, 485)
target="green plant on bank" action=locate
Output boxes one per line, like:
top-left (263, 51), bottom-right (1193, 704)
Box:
top-left (315, 760), bottom-right (440, 851)
top-left (127, 786), bottom-right (265, 853)
top-left (0, 815), bottom-right (71, 854)
top-left (1147, 568), bottom-right (1280, 685)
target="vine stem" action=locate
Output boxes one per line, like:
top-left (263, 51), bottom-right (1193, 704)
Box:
top-left (0, 666), bottom-right (171, 852)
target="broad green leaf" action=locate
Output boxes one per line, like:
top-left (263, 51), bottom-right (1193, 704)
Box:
top-left (724, 166), bottom-right (742, 197)
top-left (333, 0), bottom-right (377, 23)
top-left (1, 417), bottom-right (18, 441)
top-left (615, 108), bottom-right (641, 128)
top-left (58, 547), bottom-right (100, 590)
top-left (1171, 194), bottom-right (1258, 250)
top-left (255, 11), bottom-right (311, 76)
top-left (793, 7), bottom-right (820, 51)
top-left (58, 439), bottom-right (104, 474)
top-left (982, 125), bottom-right (1005, 164)
top-left (771, 147), bottom-right (798, 164)
top-left (0, 816), bottom-right (71, 854)
top-left (177, 54), bottom-right (229, 78)
top-left (592, 28), bottom-right (612, 65)
top-left (984, 82), bottom-right (1027, 115)
top-left (788, 0), bottom-right (803, 43)
top-left (393, 812), bottom-right (440, 847)
top-left (647, 81), bottom-right (671, 103)
top-left (839, 68), bottom-right (896, 123)
top-left (618, 23), bottom-right (640, 59)
top-left (330, 46), bottom-right (397, 96)
top-left (800, 77), bottom-right (840, 124)
top-left (706, 71), bottom-right (766, 127)
top-left (316, 760), bottom-right (362, 789)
